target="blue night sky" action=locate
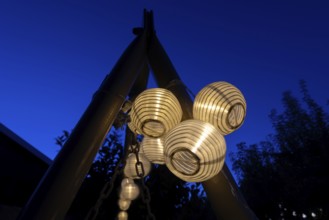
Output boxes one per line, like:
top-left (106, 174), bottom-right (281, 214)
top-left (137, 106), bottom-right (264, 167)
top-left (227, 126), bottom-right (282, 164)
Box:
top-left (1, 1), bottom-right (328, 172)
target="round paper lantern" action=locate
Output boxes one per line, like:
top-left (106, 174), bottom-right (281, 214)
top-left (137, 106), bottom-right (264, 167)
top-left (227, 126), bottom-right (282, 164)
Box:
top-left (118, 211), bottom-right (128, 220)
top-left (127, 112), bottom-right (141, 134)
top-left (118, 199), bottom-right (131, 211)
top-left (124, 153), bottom-right (151, 179)
top-left (127, 121), bottom-right (141, 134)
top-left (193, 81), bottom-right (246, 135)
top-left (120, 181), bottom-right (140, 200)
top-left (130, 88), bottom-right (182, 137)
top-left (164, 119), bottom-right (226, 182)
top-left (121, 178), bottom-right (134, 188)
top-left (141, 136), bottom-right (165, 165)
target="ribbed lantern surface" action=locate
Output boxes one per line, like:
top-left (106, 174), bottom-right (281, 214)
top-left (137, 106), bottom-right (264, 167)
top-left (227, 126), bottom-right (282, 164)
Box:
top-left (120, 181), bottom-right (140, 200)
top-left (124, 153), bottom-right (151, 179)
top-left (193, 81), bottom-right (246, 135)
top-left (130, 88), bottom-right (182, 138)
top-left (127, 121), bottom-right (141, 134)
top-left (164, 119), bottom-right (226, 182)
top-left (141, 136), bottom-right (165, 164)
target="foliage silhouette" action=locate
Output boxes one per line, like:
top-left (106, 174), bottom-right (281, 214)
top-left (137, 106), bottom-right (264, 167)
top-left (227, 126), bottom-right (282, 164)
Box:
top-left (230, 80), bottom-right (329, 220)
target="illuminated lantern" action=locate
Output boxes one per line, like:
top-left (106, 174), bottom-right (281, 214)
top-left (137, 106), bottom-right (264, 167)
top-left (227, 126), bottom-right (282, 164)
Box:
top-left (141, 136), bottom-right (165, 165)
top-left (193, 81), bottom-right (246, 135)
top-left (164, 119), bottom-right (226, 182)
top-left (120, 181), bottom-right (140, 200)
top-left (130, 88), bottom-right (182, 137)
top-left (117, 211), bottom-right (128, 220)
top-left (124, 153), bottom-right (151, 179)
top-left (118, 199), bottom-right (131, 211)
top-left (121, 177), bottom-right (134, 188)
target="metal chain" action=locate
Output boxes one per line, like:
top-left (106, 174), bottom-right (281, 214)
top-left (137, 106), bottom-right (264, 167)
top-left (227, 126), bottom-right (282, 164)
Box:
top-left (86, 132), bottom-right (156, 220)
top-left (140, 178), bottom-right (156, 220)
top-left (85, 139), bottom-right (131, 220)
top-left (131, 138), bottom-right (156, 220)
top-left (85, 160), bottom-right (123, 220)
top-left (130, 141), bottom-right (145, 178)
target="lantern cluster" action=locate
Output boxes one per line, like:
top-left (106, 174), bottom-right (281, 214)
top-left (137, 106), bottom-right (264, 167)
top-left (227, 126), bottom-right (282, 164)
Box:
top-left (117, 150), bottom-right (152, 220)
top-left (128, 82), bottom-right (246, 182)
top-left (117, 178), bottom-right (140, 220)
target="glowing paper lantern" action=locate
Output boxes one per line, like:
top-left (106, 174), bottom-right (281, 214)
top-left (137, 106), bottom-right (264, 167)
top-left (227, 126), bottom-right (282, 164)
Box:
top-left (124, 153), bottom-right (151, 179)
top-left (127, 121), bottom-right (141, 134)
top-left (130, 88), bottom-right (182, 137)
top-left (118, 199), bottom-right (131, 211)
top-left (118, 211), bottom-right (128, 220)
top-left (141, 136), bottom-right (165, 165)
top-left (120, 181), bottom-right (140, 200)
top-left (127, 112), bottom-right (141, 134)
top-left (193, 81), bottom-right (246, 135)
top-left (164, 119), bottom-right (226, 182)
top-left (121, 178), bottom-right (134, 188)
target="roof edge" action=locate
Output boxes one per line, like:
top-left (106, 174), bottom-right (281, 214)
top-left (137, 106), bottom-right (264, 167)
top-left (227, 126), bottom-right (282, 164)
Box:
top-left (0, 123), bottom-right (52, 166)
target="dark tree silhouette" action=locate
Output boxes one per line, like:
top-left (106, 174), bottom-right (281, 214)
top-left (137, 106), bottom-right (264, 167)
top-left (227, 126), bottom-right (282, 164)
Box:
top-left (230, 81), bottom-right (329, 220)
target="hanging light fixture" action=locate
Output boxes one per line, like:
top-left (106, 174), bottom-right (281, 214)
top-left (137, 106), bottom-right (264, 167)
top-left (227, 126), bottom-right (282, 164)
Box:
top-left (120, 180), bottom-right (140, 200)
top-left (121, 177), bottom-right (134, 187)
top-left (140, 136), bottom-right (165, 165)
top-left (130, 88), bottom-right (183, 138)
top-left (127, 112), bottom-right (141, 134)
top-left (127, 121), bottom-right (141, 135)
top-left (164, 119), bottom-right (226, 182)
top-left (117, 211), bottom-right (128, 220)
top-left (118, 198), bottom-right (131, 211)
top-left (124, 152), bottom-right (151, 179)
top-left (193, 81), bottom-right (246, 135)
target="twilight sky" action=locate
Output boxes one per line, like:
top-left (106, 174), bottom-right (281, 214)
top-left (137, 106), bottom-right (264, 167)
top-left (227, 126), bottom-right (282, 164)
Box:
top-left (1, 1), bottom-right (328, 171)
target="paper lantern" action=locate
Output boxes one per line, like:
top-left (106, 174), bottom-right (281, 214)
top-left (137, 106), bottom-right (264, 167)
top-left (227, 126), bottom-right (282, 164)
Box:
top-left (141, 136), bottom-right (165, 165)
top-left (130, 88), bottom-right (182, 137)
top-left (118, 199), bottom-right (131, 211)
top-left (127, 121), bottom-right (141, 134)
top-left (120, 181), bottom-right (140, 200)
top-left (118, 211), bottom-right (128, 220)
top-left (124, 153), bottom-right (151, 179)
top-left (193, 81), bottom-right (246, 135)
top-left (121, 178), bottom-right (134, 188)
top-left (127, 112), bottom-right (141, 134)
top-left (164, 119), bottom-right (226, 182)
